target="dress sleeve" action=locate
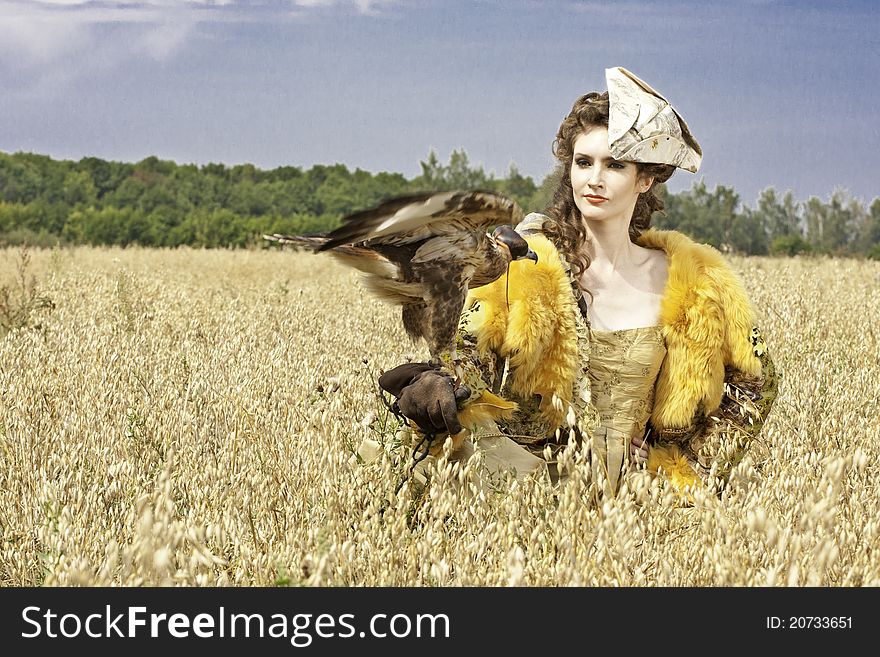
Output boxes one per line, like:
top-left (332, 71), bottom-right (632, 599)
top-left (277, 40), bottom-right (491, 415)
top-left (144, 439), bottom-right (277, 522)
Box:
top-left (686, 325), bottom-right (779, 485)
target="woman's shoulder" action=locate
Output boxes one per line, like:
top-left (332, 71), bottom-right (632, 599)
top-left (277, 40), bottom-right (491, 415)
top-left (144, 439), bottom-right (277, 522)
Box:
top-left (636, 228), bottom-right (728, 270)
top-left (636, 228), bottom-right (749, 298)
top-left (639, 228), bottom-right (756, 327)
top-left (515, 212), bottom-right (550, 236)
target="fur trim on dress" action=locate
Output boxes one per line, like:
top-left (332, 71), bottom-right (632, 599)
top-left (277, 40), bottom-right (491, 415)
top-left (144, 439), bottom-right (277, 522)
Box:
top-left (465, 233), bottom-right (579, 425)
top-left (635, 229), bottom-right (761, 429)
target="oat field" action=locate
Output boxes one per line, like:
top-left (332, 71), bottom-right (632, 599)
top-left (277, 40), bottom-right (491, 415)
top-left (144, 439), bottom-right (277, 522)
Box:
top-left (1, 245), bottom-right (878, 587)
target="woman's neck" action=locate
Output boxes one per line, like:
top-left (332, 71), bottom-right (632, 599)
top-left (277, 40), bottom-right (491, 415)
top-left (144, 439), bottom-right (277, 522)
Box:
top-left (581, 217), bottom-right (640, 274)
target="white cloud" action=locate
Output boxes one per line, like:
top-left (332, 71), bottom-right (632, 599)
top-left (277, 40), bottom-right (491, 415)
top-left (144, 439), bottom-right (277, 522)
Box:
top-left (0, 13), bottom-right (92, 63)
top-left (351, 0), bottom-right (396, 15)
top-left (0, 1), bottom-right (399, 64)
top-left (135, 19), bottom-right (196, 61)
top-left (294, 0), bottom-right (397, 11)
top-left (0, 0), bottom-right (399, 97)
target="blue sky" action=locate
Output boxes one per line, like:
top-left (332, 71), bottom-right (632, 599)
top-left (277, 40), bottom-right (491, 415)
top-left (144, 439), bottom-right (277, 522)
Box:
top-left (0, 0), bottom-right (877, 208)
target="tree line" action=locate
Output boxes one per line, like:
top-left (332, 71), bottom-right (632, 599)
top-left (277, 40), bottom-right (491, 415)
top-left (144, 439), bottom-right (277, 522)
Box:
top-left (1, 150), bottom-right (878, 258)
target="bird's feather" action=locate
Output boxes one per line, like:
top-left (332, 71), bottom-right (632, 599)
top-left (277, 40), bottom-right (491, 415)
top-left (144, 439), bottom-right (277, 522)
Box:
top-left (411, 233), bottom-right (478, 264)
top-left (318, 190), bottom-right (521, 251)
top-left (263, 233), bottom-right (399, 279)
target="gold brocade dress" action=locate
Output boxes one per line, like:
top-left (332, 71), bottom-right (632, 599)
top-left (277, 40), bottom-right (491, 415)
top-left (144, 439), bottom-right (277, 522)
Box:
top-left (588, 325), bottom-right (667, 495)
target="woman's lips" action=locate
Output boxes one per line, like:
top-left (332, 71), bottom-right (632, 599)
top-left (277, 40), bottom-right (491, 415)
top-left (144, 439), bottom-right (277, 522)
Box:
top-left (583, 195), bottom-right (607, 204)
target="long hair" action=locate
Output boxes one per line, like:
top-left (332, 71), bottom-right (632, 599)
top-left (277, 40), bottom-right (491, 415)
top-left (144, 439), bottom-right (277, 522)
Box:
top-left (542, 92), bottom-right (676, 278)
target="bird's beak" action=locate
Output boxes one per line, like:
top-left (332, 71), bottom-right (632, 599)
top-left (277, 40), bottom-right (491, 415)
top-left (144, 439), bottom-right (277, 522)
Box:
top-left (492, 226), bottom-right (539, 264)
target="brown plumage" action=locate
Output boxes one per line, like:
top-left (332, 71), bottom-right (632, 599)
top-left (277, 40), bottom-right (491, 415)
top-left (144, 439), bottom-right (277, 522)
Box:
top-left (264, 190), bottom-right (537, 373)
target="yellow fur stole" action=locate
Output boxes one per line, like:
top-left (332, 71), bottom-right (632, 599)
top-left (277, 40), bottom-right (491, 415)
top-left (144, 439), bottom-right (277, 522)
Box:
top-left (465, 234), bottom-right (580, 425)
top-left (433, 389), bottom-right (519, 456)
top-left (635, 229), bottom-right (762, 430)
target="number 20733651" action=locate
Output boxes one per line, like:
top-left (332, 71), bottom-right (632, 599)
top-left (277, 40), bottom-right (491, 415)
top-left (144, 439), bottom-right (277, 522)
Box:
top-left (766, 617), bottom-right (852, 629)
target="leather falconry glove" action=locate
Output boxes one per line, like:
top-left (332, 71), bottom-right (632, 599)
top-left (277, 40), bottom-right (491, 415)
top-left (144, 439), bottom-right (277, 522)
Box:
top-left (379, 363), bottom-right (470, 436)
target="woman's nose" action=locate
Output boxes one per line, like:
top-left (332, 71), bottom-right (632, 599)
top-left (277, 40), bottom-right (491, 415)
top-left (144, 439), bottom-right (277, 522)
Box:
top-left (587, 167), bottom-right (604, 187)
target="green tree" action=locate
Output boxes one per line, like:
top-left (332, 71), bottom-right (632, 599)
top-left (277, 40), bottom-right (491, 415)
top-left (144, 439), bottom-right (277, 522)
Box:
top-left (171, 209), bottom-right (245, 247)
top-left (411, 149), bottom-right (496, 192)
top-left (858, 198), bottom-right (880, 253)
top-left (659, 180), bottom-right (739, 249)
top-left (0, 152), bottom-right (67, 203)
top-left (62, 170), bottom-right (98, 207)
top-left (770, 234), bottom-right (813, 256)
top-left (804, 188), bottom-right (861, 255)
top-left (228, 180), bottom-right (271, 216)
top-left (77, 156), bottom-right (133, 199)
top-left (528, 167), bottom-right (562, 215)
top-left (64, 207), bottom-right (146, 245)
top-left (497, 164), bottom-right (538, 213)
top-left (447, 150), bottom-right (494, 190)
top-left (315, 167), bottom-right (358, 216)
top-left (754, 187), bottom-right (802, 243)
top-left (416, 150), bottom-right (445, 190)
top-left (135, 155), bottom-right (176, 178)
top-left (229, 162), bottom-right (260, 183)
top-left (826, 188), bottom-right (860, 255)
top-left (729, 207), bottom-right (769, 255)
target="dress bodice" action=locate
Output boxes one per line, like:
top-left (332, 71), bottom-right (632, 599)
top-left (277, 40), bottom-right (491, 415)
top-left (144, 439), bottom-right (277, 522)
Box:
top-left (587, 324), bottom-right (667, 492)
top-left (589, 324), bottom-right (667, 438)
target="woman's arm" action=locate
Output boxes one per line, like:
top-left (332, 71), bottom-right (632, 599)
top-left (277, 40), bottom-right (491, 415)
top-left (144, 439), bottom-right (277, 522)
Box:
top-left (649, 325), bottom-right (778, 489)
top-left (690, 325), bottom-right (779, 481)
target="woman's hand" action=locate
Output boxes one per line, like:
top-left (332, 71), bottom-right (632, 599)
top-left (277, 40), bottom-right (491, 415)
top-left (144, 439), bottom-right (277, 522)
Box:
top-left (630, 433), bottom-right (649, 463)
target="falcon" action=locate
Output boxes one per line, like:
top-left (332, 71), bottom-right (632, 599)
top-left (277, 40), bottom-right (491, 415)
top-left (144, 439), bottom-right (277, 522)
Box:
top-left (264, 190), bottom-right (538, 376)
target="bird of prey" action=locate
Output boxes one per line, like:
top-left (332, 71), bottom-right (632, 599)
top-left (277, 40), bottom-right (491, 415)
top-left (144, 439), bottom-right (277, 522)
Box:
top-left (264, 189), bottom-right (538, 376)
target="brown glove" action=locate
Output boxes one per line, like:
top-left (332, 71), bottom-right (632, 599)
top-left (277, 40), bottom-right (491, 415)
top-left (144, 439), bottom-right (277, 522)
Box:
top-left (379, 363), bottom-right (469, 436)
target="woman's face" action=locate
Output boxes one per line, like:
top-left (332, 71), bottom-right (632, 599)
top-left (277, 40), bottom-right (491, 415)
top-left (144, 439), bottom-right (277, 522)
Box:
top-left (569, 127), bottom-right (651, 225)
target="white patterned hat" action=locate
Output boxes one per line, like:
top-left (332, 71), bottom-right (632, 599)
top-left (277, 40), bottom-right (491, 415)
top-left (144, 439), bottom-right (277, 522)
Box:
top-left (605, 66), bottom-right (702, 173)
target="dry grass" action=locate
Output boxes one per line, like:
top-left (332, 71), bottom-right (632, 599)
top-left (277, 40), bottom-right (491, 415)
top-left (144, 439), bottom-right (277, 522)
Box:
top-left (1, 246), bottom-right (878, 586)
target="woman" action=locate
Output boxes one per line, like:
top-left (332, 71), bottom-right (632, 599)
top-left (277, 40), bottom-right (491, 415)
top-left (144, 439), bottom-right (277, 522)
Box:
top-left (379, 67), bottom-right (777, 497)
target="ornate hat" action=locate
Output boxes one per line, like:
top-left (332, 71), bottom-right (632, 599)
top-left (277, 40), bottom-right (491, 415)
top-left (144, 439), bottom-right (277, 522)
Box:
top-left (605, 66), bottom-right (702, 173)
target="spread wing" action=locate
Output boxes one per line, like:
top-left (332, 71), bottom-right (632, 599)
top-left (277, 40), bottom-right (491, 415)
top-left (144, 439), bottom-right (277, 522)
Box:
top-left (262, 233), bottom-right (401, 280)
top-left (317, 189), bottom-right (524, 251)
top-left (264, 188), bottom-right (527, 303)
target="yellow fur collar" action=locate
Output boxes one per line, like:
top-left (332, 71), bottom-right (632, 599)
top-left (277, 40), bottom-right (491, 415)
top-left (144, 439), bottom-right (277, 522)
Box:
top-left (466, 228), bottom-right (761, 431)
top-left (465, 234), bottom-right (579, 424)
top-left (636, 228), bottom-right (761, 428)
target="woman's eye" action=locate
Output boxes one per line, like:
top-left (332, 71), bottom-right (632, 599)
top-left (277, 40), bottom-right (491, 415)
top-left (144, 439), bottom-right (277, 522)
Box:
top-left (575, 158), bottom-right (591, 167)
top-left (608, 162), bottom-right (625, 169)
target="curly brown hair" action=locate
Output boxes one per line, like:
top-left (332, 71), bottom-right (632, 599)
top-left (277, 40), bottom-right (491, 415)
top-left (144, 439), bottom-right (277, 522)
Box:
top-left (542, 91), bottom-right (676, 278)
